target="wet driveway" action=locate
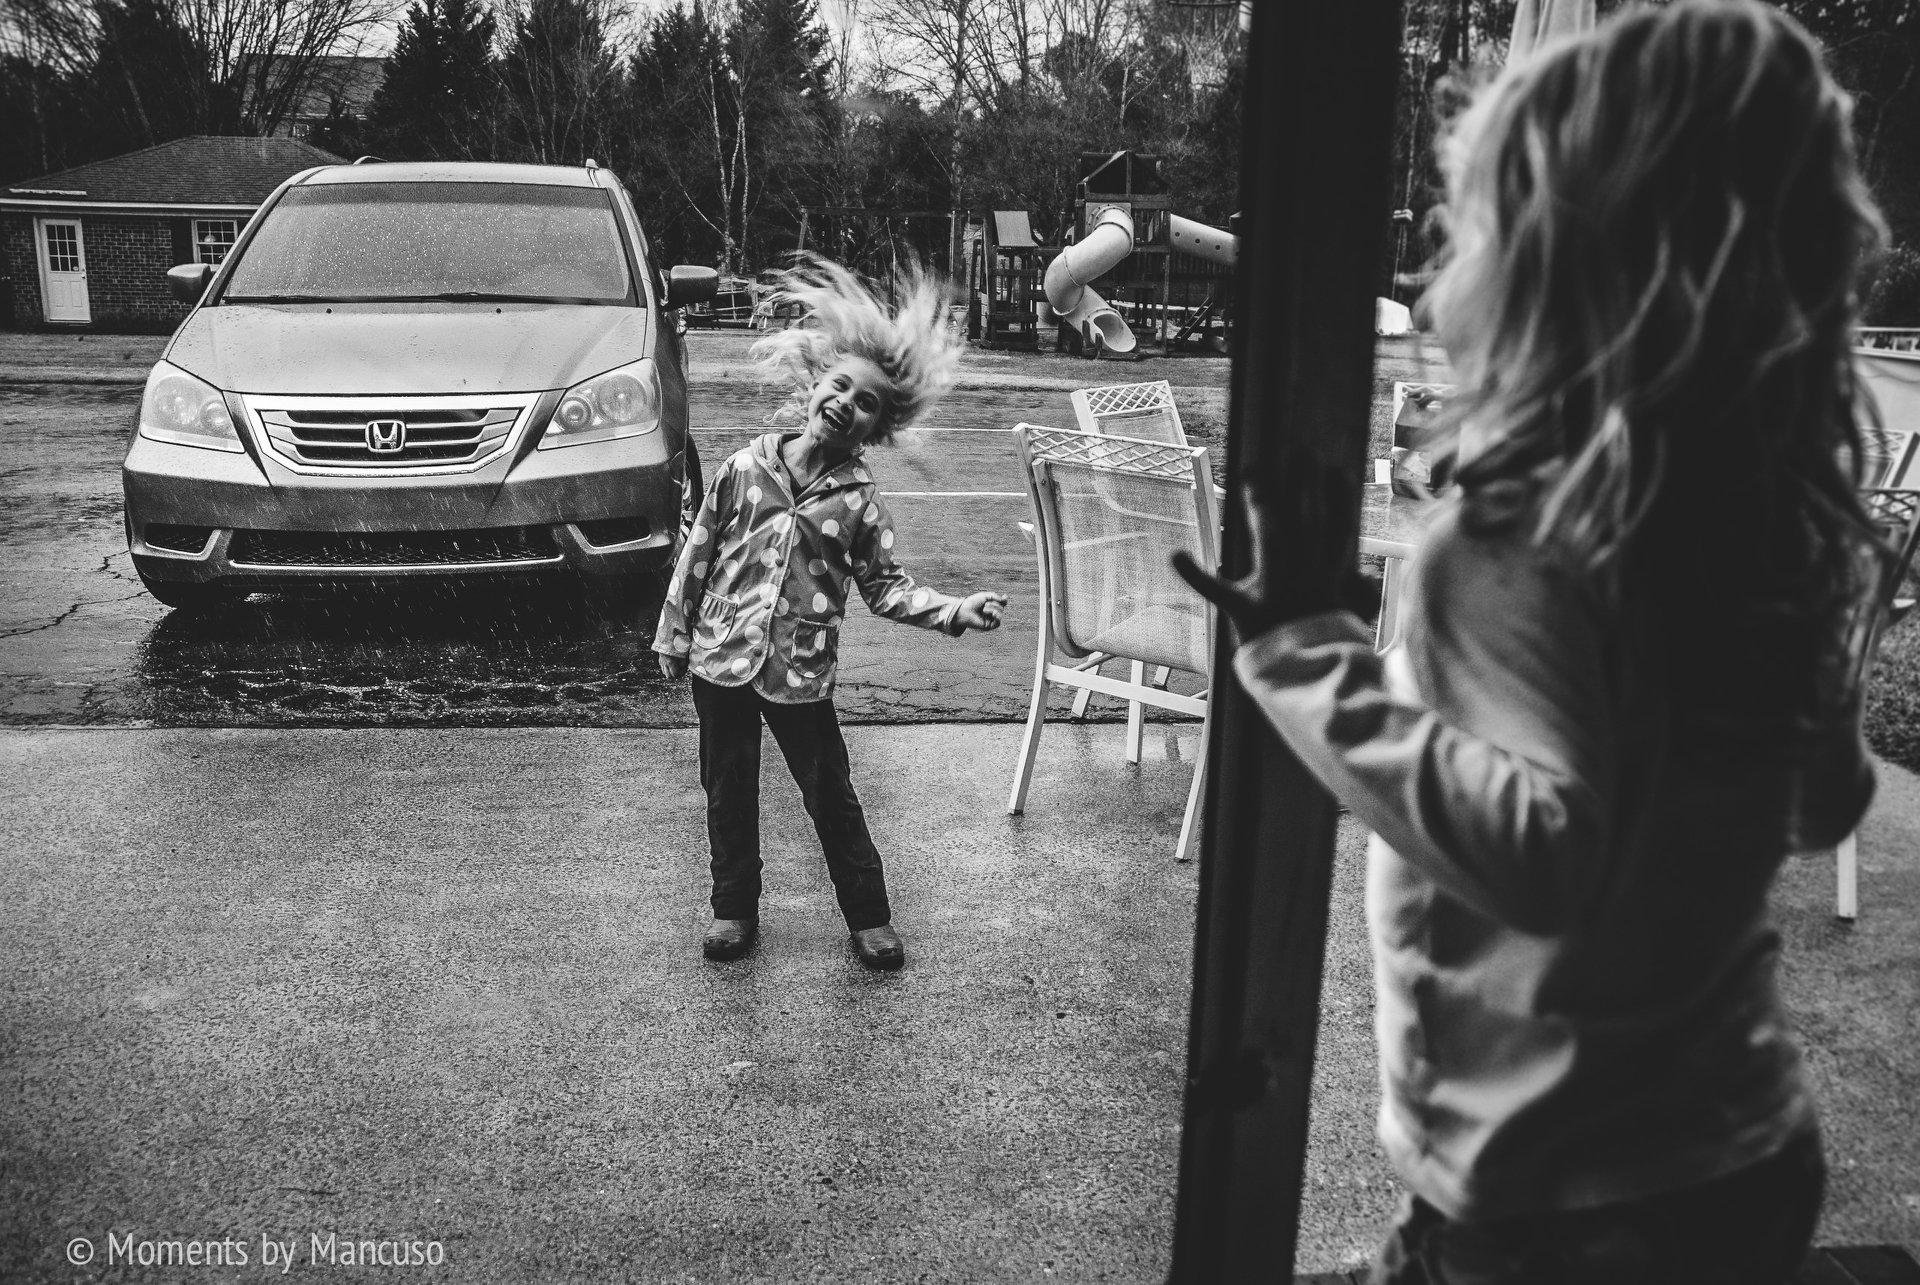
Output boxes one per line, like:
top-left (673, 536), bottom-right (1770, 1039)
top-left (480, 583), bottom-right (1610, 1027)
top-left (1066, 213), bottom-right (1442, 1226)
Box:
top-left (0, 341), bottom-right (1228, 727)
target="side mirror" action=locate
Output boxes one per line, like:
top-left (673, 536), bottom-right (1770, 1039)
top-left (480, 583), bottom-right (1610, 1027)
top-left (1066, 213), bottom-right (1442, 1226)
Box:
top-left (665, 265), bottom-right (719, 308)
top-left (167, 262), bottom-right (213, 304)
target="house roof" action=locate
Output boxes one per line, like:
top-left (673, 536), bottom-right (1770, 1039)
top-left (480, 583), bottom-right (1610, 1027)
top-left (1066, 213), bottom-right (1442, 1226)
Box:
top-left (269, 54), bottom-right (387, 120)
top-left (5, 136), bottom-right (345, 207)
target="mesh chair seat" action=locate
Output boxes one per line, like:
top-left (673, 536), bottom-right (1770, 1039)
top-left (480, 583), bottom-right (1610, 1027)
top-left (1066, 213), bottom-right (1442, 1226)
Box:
top-left (1078, 599), bottom-right (1210, 677)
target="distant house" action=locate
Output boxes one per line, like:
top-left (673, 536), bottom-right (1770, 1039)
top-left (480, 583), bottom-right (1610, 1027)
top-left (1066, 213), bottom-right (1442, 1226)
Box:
top-left (266, 55), bottom-right (387, 143)
top-left (0, 135), bottom-right (343, 332)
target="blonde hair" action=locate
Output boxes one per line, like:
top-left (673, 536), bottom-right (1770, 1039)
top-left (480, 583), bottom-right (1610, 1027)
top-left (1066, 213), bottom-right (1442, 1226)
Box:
top-left (749, 254), bottom-right (962, 445)
top-left (1425, 0), bottom-right (1887, 693)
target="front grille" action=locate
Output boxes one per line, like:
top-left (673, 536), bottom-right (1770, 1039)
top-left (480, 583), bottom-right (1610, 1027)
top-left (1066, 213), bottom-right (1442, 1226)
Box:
top-left (229, 527), bottom-right (560, 568)
top-left (145, 523), bottom-right (214, 554)
top-left (250, 402), bottom-right (526, 471)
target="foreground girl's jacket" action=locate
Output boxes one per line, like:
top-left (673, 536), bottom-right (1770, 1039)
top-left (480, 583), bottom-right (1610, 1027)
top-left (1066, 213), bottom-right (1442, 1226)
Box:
top-left (1235, 498), bottom-right (1873, 1220)
top-left (654, 432), bottom-right (961, 701)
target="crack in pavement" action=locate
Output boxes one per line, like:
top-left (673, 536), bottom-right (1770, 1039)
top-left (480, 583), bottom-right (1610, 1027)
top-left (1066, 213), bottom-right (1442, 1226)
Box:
top-left (0, 602), bottom-right (85, 639)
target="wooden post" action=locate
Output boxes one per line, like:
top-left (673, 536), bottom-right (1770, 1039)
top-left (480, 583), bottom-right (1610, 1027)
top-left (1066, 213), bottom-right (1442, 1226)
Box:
top-left (1167, 2), bottom-right (1403, 1281)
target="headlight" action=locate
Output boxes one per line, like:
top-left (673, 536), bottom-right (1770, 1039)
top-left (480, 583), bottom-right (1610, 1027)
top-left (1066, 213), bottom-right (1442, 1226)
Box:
top-left (138, 362), bottom-right (243, 453)
top-left (540, 358), bottom-right (661, 450)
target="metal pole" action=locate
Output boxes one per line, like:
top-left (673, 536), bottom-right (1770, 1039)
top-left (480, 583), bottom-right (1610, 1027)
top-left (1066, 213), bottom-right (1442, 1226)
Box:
top-left (1166, 2), bottom-right (1402, 1280)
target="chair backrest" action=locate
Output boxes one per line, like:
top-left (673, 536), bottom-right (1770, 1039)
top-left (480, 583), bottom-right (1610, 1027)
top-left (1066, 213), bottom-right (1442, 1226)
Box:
top-left (1015, 423), bottom-right (1217, 676)
top-left (1070, 380), bottom-right (1188, 447)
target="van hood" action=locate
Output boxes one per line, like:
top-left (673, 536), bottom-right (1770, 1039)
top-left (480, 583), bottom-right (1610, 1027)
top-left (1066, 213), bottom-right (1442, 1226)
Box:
top-left (167, 303), bottom-right (652, 396)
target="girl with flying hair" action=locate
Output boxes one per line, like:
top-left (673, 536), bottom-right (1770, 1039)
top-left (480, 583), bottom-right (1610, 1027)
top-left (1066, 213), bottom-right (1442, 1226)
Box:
top-left (655, 256), bottom-right (1007, 971)
top-left (1181, 2), bottom-right (1885, 1280)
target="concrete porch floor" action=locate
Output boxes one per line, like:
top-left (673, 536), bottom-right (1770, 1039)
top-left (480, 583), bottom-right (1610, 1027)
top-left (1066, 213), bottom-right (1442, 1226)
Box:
top-left (1, 723), bottom-right (1915, 1282)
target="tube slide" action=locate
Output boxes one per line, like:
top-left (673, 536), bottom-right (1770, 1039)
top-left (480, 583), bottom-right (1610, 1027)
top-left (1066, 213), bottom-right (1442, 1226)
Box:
top-left (1169, 214), bottom-right (1237, 268)
top-left (1044, 206), bottom-right (1137, 354)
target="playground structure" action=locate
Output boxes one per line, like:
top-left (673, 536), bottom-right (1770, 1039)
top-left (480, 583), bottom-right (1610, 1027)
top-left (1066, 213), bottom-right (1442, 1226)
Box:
top-left (974, 212), bottom-right (1044, 351)
top-left (969, 151), bottom-right (1239, 358)
top-left (764, 159), bottom-right (1240, 356)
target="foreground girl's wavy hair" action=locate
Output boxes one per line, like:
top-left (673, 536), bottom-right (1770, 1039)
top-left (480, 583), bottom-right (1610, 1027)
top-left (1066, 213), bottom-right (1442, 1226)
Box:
top-left (749, 255), bottom-right (962, 445)
top-left (1427, 0), bottom-right (1886, 660)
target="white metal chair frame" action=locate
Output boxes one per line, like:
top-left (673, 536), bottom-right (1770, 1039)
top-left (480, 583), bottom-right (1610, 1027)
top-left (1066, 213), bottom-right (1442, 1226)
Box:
top-left (1007, 423), bottom-right (1219, 863)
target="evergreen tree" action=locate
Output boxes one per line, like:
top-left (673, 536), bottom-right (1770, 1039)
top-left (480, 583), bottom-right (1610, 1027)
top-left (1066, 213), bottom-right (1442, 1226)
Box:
top-left (365, 0), bottom-right (501, 161)
top-left (497, 0), bottom-right (622, 165)
top-left (86, 0), bottom-right (235, 147)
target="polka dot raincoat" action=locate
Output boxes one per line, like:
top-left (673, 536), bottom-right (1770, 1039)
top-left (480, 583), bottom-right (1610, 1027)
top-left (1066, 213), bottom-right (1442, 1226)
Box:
top-left (653, 432), bottom-right (963, 702)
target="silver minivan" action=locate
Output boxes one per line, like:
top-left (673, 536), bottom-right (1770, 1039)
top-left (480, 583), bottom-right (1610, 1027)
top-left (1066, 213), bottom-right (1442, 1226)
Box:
top-left (123, 160), bottom-right (716, 610)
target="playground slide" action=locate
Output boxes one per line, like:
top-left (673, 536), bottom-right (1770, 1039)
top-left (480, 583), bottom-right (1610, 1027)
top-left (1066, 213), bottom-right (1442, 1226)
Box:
top-left (1045, 209), bottom-right (1241, 353)
top-left (1044, 206), bottom-right (1138, 354)
top-left (1169, 214), bottom-right (1237, 268)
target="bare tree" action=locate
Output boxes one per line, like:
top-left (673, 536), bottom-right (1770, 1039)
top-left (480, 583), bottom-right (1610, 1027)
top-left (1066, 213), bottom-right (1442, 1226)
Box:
top-left (3, 0), bottom-right (396, 138)
top-left (185, 0), bottom-right (398, 134)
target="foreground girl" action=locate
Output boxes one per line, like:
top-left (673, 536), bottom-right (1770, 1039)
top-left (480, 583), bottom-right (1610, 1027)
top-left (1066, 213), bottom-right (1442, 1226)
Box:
top-left (1182, 3), bottom-right (1881, 1281)
top-left (655, 258), bottom-right (1007, 970)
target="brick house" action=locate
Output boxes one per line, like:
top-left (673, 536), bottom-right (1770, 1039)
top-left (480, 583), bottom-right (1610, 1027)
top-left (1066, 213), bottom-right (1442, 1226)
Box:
top-left (0, 136), bottom-right (343, 332)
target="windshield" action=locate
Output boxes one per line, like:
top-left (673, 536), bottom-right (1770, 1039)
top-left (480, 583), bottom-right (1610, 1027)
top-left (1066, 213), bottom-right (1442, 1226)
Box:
top-left (221, 182), bottom-right (637, 304)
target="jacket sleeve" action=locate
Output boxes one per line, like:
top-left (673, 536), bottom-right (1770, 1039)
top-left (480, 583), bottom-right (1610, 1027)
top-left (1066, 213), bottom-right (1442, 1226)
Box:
top-left (1231, 520), bottom-right (1616, 934)
top-left (653, 456), bottom-right (731, 658)
top-left (849, 493), bottom-right (963, 635)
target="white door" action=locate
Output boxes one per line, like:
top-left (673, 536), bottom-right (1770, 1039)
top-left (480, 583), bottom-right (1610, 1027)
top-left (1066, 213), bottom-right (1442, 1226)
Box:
top-left (36, 219), bottom-right (91, 323)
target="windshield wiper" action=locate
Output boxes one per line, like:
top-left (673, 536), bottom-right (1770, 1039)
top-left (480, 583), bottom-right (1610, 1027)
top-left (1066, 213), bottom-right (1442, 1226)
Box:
top-left (221, 294), bottom-right (354, 303)
top-left (396, 291), bottom-right (609, 304)
top-left (220, 291), bottom-right (618, 305)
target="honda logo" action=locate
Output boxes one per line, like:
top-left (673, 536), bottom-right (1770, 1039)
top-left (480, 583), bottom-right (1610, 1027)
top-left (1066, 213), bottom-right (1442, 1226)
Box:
top-left (366, 419), bottom-right (406, 454)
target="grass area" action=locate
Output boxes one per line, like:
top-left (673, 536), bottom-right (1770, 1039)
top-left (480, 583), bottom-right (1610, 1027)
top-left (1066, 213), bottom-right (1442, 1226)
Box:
top-left (1864, 589), bottom-right (1920, 775)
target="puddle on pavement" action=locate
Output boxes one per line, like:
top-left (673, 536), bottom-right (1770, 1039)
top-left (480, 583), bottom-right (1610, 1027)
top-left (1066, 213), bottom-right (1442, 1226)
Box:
top-left (133, 581), bottom-right (695, 727)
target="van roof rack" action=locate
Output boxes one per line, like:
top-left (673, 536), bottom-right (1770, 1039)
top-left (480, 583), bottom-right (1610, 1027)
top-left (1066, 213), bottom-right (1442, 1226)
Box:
top-left (352, 155), bottom-right (385, 165)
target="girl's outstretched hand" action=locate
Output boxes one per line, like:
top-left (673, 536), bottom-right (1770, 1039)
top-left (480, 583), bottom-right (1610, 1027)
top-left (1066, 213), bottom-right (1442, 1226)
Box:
top-left (957, 591), bottom-right (1009, 632)
top-left (659, 653), bottom-right (689, 681)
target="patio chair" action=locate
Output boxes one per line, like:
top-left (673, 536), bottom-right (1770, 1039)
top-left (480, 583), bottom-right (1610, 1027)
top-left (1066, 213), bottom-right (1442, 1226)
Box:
top-left (1069, 379), bottom-right (1189, 446)
top-left (1859, 425), bottom-right (1920, 489)
top-left (1066, 381), bottom-right (1194, 716)
top-left (1007, 423), bottom-right (1218, 863)
top-left (1835, 486), bottom-right (1920, 920)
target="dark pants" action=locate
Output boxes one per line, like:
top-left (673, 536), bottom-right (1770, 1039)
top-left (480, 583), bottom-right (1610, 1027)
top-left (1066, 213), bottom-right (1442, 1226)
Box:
top-left (1370, 1130), bottom-right (1825, 1285)
top-left (691, 676), bottom-right (891, 932)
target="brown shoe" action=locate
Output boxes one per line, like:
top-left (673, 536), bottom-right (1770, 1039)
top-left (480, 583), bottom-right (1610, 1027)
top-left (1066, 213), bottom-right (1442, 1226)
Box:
top-left (850, 924), bottom-right (905, 970)
top-left (702, 918), bottom-right (757, 961)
